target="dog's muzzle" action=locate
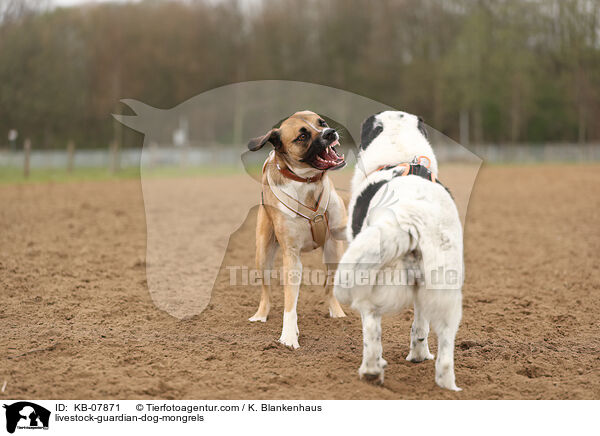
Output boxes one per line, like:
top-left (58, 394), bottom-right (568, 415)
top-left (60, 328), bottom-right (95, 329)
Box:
top-left (305, 129), bottom-right (346, 171)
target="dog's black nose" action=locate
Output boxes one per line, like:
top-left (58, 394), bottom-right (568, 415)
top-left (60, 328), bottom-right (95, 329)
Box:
top-left (323, 128), bottom-right (337, 141)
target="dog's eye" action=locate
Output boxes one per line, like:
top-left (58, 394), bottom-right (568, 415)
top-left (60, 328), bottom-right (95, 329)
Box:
top-left (297, 133), bottom-right (309, 141)
top-left (318, 119), bottom-right (327, 127)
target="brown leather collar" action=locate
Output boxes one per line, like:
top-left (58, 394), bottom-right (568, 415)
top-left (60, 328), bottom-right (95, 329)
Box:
top-left (276, 161), bottom-right (324, 183)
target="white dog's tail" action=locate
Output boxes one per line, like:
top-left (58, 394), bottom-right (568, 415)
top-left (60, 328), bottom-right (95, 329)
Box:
top-left (334, 223), bottom-right (417, 306)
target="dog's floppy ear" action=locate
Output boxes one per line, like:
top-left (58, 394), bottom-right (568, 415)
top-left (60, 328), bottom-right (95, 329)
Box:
top-left (360, 115), bottom-right (383, 150)
top-left (247, 129), bottom-right (282, 151)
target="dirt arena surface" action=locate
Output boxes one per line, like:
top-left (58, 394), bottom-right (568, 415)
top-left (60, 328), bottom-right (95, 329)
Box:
top-left (1, 164), bottom-right (599, 400)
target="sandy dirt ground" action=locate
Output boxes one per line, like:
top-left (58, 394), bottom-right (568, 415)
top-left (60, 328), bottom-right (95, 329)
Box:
top-left (1, 164), bottom-right (599, 399)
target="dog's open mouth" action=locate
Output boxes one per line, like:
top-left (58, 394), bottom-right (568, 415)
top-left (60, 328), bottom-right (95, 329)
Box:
top-left (311, 140), bottom-right (345, 170)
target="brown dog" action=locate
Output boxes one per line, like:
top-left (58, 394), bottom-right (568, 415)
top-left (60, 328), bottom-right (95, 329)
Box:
top-left (247, 110), bottom-right (347, 349)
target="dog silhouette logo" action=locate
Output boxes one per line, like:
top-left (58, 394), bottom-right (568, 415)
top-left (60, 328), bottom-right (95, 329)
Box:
top-left (113, 81), bottom-right (481, 320)
top-left (3, 402), bottom-right (50, 433)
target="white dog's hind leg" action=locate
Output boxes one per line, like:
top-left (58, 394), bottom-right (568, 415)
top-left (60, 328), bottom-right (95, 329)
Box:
top-left (406, 298), bottom-right (434, 362)
top-left (358, 309), bottom-right (385, 384)
top-left (334, 224), bottom-right (415, 305)
top-left (430, 291), bottom-right (462, 391)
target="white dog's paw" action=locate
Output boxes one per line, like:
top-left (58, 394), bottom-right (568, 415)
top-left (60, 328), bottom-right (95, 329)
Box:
top-left (435, 371), bottom-right (461, 391)
top-left (359, 362), bottom-right (384, 385)
top-left (406, 349), bottom-right (434, 363)
top-left (248, 315), bottom-right (267, 322)
top-left (437, 380), bottom-right (462, 392)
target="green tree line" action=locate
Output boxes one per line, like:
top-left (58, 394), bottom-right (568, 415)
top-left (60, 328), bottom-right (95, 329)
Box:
top-left (0, 0), bottom-right (599, 149)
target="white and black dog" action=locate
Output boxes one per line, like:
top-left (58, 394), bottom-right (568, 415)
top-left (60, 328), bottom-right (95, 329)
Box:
top-left (334, 111), bottom-right (463, 391)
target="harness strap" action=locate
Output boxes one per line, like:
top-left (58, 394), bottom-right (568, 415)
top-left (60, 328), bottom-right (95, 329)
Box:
top-left (263, 153), bottom-right (331, 248)
top-left (370, 156), bottom-right (451, 196)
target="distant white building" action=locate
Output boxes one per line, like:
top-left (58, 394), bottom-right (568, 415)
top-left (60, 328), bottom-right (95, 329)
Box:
top-left (172, 117), bottom-right (189, 147)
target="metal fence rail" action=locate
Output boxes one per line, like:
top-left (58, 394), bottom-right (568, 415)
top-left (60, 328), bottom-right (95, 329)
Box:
top-left (470, 143), bottom-right (600, 163)
top-left (1, 143), bottom-right (599, 171)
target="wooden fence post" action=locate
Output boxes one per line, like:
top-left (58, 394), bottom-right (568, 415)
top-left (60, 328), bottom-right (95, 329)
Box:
top-left (67, 140), bottom-right (75, 173)
top-left (109, 141), bottom-right (117, 174)
top-left (23, 138), bottom-right (31, 178)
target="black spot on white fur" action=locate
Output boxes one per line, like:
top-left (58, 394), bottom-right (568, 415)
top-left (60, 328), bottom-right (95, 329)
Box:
top-left (351, 180), bottom-right (388, 238)
top-left (360, 114), bottom-right (384, 150)
top-left (352, 165), bottom-right (452, 239)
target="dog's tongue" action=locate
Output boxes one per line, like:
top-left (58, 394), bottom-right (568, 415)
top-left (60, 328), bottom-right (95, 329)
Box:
top-left (315, 140), bottom-right (345, 170)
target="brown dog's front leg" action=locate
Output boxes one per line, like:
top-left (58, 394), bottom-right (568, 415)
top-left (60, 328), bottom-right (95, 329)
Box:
top-left (279, 249), bottom-right (302, 349)
top-left (323, 237), bottom-right (346, 318)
